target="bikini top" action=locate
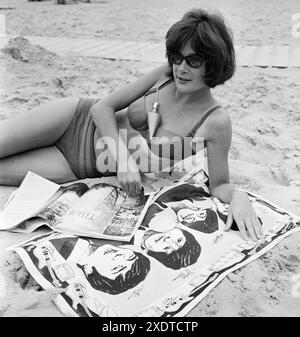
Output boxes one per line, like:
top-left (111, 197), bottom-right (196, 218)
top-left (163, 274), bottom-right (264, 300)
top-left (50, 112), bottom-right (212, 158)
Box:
top-left (127, 78), bottom-right (221, 159)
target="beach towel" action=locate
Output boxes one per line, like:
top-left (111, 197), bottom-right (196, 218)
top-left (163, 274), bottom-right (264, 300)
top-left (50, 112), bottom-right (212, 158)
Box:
top-left (9, 168), bottom-right (300, 317)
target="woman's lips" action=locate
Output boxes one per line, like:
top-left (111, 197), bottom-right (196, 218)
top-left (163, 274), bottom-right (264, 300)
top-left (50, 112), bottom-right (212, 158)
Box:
top-left (176, 76), bottom-right (191, 83)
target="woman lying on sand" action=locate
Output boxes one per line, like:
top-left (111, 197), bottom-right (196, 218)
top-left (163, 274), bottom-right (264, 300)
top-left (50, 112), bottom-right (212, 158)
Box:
top-left (0, 8), bottom-right (262, 241)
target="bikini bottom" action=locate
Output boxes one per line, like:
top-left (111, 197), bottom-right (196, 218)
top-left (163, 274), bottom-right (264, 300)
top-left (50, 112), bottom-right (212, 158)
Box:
top-left (55, 97), bottom-right (105, 179)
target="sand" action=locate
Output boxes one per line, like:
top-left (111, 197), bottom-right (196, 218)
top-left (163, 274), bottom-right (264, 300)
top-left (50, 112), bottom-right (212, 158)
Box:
top-left (0, 0), bottom-right (300, 317)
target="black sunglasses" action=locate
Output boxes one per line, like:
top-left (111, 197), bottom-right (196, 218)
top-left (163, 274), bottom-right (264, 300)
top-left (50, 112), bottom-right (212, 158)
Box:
top-left (168, 53), bottom-right (205, 69)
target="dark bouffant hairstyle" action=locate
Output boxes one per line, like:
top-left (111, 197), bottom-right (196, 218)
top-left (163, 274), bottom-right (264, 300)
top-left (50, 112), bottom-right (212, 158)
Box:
top-left (165, 8), bottom-right (236, 88)
top-left (156, 184), bottom-right (211, 204)
top-left (146, 229), bottom-right (201, 270)
top-left (78, 251), bottom-right (150, 295)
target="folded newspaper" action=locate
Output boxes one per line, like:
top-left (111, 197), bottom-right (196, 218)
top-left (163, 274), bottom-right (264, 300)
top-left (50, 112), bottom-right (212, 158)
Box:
top-left (0, 171), bottom-right (153, 242)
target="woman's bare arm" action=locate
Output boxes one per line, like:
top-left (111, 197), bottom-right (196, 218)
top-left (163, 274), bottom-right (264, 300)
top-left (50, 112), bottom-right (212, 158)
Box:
top-left (204, 109), bottom-right (233, 201)
top-left (199, 109), bottom-right (262, 241)
top-left (91, 63), bottom-right (169, 196)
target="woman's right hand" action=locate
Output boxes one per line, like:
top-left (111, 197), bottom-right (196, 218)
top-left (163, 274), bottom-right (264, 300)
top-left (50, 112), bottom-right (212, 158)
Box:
top-left (117, 155), bottom-right (142, 197)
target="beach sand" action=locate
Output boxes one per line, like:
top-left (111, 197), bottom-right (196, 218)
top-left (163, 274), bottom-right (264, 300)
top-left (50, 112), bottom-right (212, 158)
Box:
top-left (0, 0), bottom-right (300, 317)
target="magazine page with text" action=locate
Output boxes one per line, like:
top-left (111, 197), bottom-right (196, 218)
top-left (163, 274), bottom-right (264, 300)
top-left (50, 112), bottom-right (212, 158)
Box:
top-left (54, 183), bottom-right (152, 242)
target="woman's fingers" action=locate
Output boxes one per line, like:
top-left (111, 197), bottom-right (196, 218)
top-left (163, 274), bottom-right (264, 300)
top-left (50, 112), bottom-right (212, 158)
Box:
top-left (118, 176), bottom-right (128, 193)
top-left (117, 171), bottom-right (142, 197)
top-left (129, 181), bottom-right (139, 197)
top-left (117, 174), bottom-right (129, 195)
top-left (235, 217), bottom-right (249, 241)
top-left (134, 183), bottom-right (142, 197)
top-left (244, 217), bottom-right (258, 241)
top-left (235, 212), bottom-right (263, 241)
top-left (251, 214), bottom-right (263, 239)
top-left (123, 180), bottom-right (135, 196)
top-left (224, 207), bottom-right (249, 241)
top-left (129, 173), bottom-right (142, 197)
top-left (224, 208), bottom-right (233, 231)
top-left (244, 207), bottom-right (263, 241)
top-left (228, 192), bottom-right (264, 241)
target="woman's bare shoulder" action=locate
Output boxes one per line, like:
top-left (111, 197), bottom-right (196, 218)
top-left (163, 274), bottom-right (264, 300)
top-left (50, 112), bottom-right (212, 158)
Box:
top-left (202, 107), bottom-right (232, 142)
top-left (147, 73), bottom-right (173, 92)
top-left (157, 73), bottom-right (173, 85)
top-left (207, 107), bottom-right (231, 127)
top-left (98, 64), bottom-right (171, 111)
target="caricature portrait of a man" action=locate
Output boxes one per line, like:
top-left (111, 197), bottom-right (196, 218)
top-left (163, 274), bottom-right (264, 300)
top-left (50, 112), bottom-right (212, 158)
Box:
top-left (141, 183), bottom-right (226, 234)
top-left (24, 236), bottom-right (150, 296)
top-left (77, 242), bottom-right (150, 295)
top-left (140, 227), bottom-right (201, 270)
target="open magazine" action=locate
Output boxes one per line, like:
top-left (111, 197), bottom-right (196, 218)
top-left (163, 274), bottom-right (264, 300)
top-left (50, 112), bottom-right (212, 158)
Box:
top-left (0, 150), bottom-right (208, 240)
top-left (0, 171), bottom-right (152, 242)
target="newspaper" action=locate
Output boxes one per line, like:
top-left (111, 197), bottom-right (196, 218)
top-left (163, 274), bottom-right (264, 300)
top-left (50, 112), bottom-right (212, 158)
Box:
top-left (0, 150), bottom-right (208, 239)
top-left (10, 168), bottom-right (300, 317)
top-left (0, 171), bottom-right (61, 231)
top-left (0, 171), bottom-right (151, 242)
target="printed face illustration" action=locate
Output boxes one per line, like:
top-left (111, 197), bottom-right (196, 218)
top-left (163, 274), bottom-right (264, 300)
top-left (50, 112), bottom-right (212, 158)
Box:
top-left (86, 244), bottom-right (137, 280)
top-left (165, 196), bottom-right (220, 233)
top-left (171, 197), bottom-right (213, 222)
top-left (143, 228), bottom-right (186, 254)
top-left (213, 198), bottom-right (229, 215)
top-left (148, 205), bottom-right (178, 232)
top-left (177, 207), bottom-right (210, 223)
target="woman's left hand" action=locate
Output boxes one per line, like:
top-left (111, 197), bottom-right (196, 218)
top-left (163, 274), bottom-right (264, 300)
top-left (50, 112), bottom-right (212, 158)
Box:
top-left (224, 190), bottom-right (263, 241)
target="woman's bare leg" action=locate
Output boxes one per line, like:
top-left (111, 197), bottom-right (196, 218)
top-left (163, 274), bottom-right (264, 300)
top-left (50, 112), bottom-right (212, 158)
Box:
top-left (0, 97), bottom-right (80, 158)
top-left (0, 146), bottom-right (77, 185)
top-left (0, 97), bottom-right (80, 185)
